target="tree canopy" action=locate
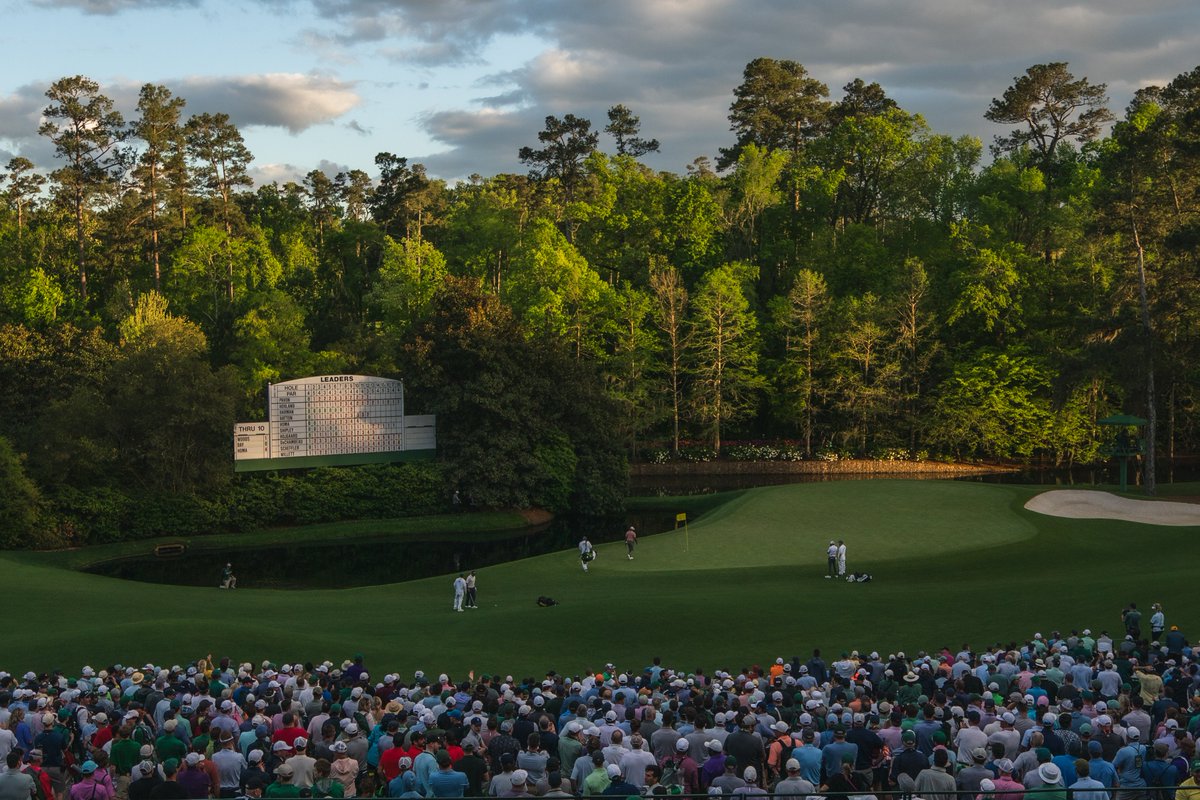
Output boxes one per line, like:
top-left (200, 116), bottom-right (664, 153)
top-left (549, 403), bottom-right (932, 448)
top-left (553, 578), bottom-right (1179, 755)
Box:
top-left (0, 57), bottom-right (1196, 545)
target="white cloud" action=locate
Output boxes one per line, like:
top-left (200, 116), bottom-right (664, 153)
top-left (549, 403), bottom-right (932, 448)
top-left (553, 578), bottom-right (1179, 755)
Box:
top-left (400, 0), bottom-right (1200, 178)
top-left (304, 0), bottom-right (539, 65)
top-left (0, 84), bottom-right (69, 167)
top-left (0, 74), bottom-right (361, 170)
top-left (315, 158), bottom-right (352, 177)
top-left (248, 162), bottom-right (305, 186)
top-left (8, 0), bottom-right (1200, 181)
top-left (419, 107), bottom-right (540, 179)
top-left (174, 73), bottom-right (361, 134)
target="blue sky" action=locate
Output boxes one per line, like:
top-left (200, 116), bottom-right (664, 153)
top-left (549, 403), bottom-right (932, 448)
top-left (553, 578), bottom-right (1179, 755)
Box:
top-left (2, 0), bottom-right (1198, 184)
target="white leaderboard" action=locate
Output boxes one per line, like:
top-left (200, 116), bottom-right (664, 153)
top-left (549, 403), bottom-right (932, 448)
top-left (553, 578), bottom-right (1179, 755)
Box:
top-left (270, 375), bottom-right (404, 457)
top-left (233, 375), bottom-right (435, 463)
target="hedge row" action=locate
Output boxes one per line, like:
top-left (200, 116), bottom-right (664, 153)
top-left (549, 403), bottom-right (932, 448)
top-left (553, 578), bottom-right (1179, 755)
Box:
top-left (49, 462), bottom-right (447, 546)
top-left (642, 443), bottom-right (938, 464)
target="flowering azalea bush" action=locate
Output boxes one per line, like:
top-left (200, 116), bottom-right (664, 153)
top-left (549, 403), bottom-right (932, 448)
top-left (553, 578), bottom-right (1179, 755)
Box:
top-left (640, 440), bottom-right (932, 464)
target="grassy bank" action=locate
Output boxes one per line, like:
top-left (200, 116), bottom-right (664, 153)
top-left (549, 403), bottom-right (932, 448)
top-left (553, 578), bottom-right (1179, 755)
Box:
top-left (4, 480), bottom-right (1197, 675)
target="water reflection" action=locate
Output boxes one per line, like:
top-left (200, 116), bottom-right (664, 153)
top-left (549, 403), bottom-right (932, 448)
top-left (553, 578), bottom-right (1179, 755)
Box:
top-left (84, 513), bottom-right (677, 590)
top-left (83, 461), bottom-right (1199, 589)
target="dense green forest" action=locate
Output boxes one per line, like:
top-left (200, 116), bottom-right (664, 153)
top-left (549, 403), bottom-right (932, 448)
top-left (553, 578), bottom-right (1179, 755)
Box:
top-left (1, 60), bottom-right (1198, 547)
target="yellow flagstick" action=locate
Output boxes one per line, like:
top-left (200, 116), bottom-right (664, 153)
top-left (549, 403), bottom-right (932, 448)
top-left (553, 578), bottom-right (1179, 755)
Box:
top-left (676, 512), bottom-right (688, 552)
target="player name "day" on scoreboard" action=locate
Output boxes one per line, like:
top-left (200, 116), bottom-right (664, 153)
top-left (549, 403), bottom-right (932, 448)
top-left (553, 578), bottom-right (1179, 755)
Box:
top-left (233, 422), bottom-right (270, 459)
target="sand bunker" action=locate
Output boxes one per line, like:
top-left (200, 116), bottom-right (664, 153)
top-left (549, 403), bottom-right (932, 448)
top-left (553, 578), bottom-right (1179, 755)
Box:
top-left (1025, 490), bottom-right (1200, 527)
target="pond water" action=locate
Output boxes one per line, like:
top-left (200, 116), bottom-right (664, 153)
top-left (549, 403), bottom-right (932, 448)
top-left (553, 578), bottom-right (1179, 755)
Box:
top-left (83, 512), bottom-right (679, 590)
top-left (85, 461), bottom-right (1198, 590)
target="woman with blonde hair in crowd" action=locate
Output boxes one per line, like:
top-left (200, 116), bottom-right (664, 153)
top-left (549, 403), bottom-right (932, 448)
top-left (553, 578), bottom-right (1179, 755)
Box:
top-left (365, 696), bottom-right (385, 730)
top-left (9, 708), bottom-right (33, 754)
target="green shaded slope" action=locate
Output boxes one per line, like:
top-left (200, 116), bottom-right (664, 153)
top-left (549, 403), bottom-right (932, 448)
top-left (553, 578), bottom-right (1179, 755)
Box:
top-left (4, 481), bottom-right (1196, 676)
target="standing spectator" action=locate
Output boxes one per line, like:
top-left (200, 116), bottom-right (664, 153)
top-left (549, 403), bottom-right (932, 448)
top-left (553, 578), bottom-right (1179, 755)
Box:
top-left (517, 734), bottom-right (548, 787)
top-left (330, 742), bottom-right (357, 798)
top-left (582, 753), bottom-right (610, 796)
top-left (150, 759), bottom-right (189, 800)
top-left (0, 752), bottom-right (35, 800)
top-left (285, 739), bottom-right (315, 789)
top-left (1151, 604), bottom-right (1166, 641)
top-left (1176, 759), bottom-right (1200, 800)
top-left (33, 714), bottom-right (68, 800)
top-left (958, 748), bottom-right (993, 794)
top-left (772, 758), bottom-right (815, 798)
top-left (823, 757), bottom-right (868, 798)
top-left (600, 764), bottom-right (636, 797)
top-left (267, 764), bottom-right (300, 799)
top-left (130, 756), bottom-right (164, 800)
top-left (311, 759), bottom-right (343, 799)
top-left (465, 572), bottom-right (478, 609)
top-left (504, 769), bottom-right (532, 798)
top-left (1142, 743), bottom-right (1179, 800)
top-left (990, 759), bottom-right (1025, 800)
top-left (70, 761), bottom-right (113, 800)
top-left (427, 751), bottom-right (468, 798)
top-left (711, 757), bottom-right (747, 794)
top-left (732, 766), bottom-right (768, 798)
top-left (723, 716), bottom-right (764, 782)
top-left (1114, 729), bottom-right (1149, 798)
top-left (914, 750), bottom-right (958, 800)
top-left (177, 753), bottom-right (211, 799)
top-left (213, 734), bottom-right (248, 798)
top-left (22, 750), bottom-right (54, 800)
top-left (241, 752), bottom-right (270, 797)
top-left (452, 575), bottom-right (466, 613)
top-left (1124, 604), bottom-right (1143, 640)
top-left (0, 723), bottom-right (15, 765)
top-left (659, 739), bottom-right (699, 795)
top-left (821, 726), bottom-right (858, 780)
top-left (454, 743), bottom-right (488, 796)
top-left (621, 736), bottom-right (656, 790)
top-left (1071, 759), bottom-right (1108, 800)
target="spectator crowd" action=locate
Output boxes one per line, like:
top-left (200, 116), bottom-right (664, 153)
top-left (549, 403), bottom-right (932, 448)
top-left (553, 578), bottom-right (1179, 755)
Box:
top-left (0, 620), bottom-right (1197, 800)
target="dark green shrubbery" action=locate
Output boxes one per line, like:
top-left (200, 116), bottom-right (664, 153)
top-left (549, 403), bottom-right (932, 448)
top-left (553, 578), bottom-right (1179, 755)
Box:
top-left (45, 462), bottom-right (446, 547)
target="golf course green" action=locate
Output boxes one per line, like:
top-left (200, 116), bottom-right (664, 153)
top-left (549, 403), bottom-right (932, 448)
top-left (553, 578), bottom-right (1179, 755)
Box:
top-left (4, 479), bottom-right (1197, 676)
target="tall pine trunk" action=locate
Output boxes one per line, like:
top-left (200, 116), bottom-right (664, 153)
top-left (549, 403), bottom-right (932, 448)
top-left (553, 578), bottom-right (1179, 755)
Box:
top-left (1132, 223), bottom-right (1156, 495)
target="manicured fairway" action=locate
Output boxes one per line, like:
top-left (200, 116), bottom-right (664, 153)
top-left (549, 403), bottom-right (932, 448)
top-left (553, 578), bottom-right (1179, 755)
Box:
top-left (4, 480), bottom-right (1197, 676)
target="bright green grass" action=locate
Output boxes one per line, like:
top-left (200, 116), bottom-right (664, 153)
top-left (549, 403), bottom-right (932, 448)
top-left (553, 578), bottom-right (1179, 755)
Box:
top-left (4, 480), bottom-right (1197, 677)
